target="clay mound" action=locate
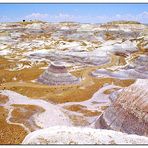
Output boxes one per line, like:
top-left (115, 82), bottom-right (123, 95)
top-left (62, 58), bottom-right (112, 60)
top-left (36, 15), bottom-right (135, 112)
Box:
top-left (95, 79), bottom-right (148, 136)
top-left (37, 61), bottom-right (80, 85)
top-left (92, 54), bottom-right (148, 79)
top-left (22, 126), bottom-right (148, 144)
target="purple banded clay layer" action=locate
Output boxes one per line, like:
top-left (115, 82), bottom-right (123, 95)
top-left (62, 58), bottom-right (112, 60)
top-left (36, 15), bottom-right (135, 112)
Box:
top-left (37, 61), bottom-right (80, 85)
top-left (95, 79), bottom-right (148, 136)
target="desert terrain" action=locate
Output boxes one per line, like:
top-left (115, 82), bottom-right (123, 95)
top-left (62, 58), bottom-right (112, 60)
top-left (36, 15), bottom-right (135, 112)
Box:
top-left (0, 20), bottom-right (148, 144)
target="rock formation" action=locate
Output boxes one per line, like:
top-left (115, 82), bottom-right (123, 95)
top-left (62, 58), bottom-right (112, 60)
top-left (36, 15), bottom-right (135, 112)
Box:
top-left (92, 54), bottom-right (148, 79)
top-left (37, 61), bottom-right (80, 85)
top-left (22, 126), bottom-right (148, 144)
top-left (95, 79), bottom-right (148, 136)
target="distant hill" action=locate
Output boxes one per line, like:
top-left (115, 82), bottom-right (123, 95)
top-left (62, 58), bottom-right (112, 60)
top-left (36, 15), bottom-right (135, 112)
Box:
top-left (107, 20), bottom-right (141, 25)
top-left (59, 21), bottom-right (79, 24)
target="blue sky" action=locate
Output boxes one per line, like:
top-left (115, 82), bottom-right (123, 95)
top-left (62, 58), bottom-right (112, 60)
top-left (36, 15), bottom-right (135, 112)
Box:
top-left (0, 4), bottom-right (148, 23)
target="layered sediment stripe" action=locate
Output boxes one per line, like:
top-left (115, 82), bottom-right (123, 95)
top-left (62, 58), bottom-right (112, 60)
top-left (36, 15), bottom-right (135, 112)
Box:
top-left (95, 79), bottom-right (148, 136)
top-left (37, 61), bottom-right (80, 85)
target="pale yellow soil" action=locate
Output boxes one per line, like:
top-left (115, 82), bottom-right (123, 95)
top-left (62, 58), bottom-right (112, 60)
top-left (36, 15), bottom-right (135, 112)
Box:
top-left (0, 107), bottom-right (28, 144)
top-left (64, 104), bottom-right (102, 117)
top-left (10, 104), bottom-right (45, 132)
top-left (0, 94), bottom-right (9, 104)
